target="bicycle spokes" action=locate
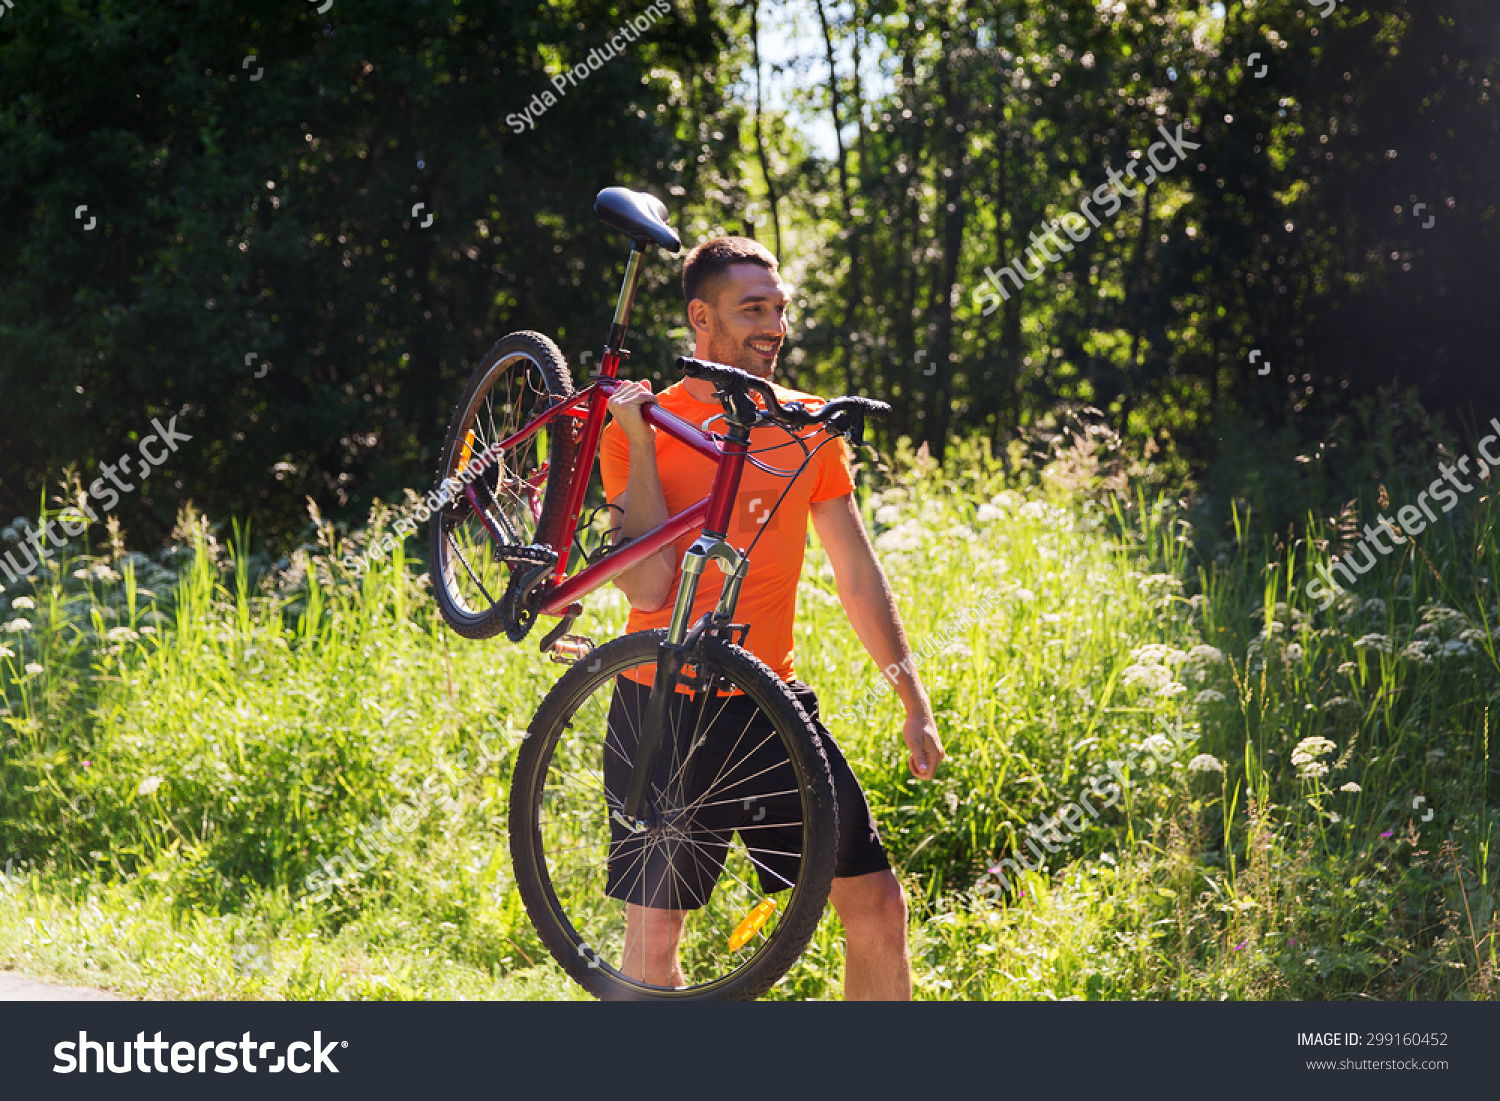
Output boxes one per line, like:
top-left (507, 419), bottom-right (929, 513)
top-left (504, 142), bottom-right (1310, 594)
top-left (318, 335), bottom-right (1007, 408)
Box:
top-left (537, 664), bottom-right (806, 987)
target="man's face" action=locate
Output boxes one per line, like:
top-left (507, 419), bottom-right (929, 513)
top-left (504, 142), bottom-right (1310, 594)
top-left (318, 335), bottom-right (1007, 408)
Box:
top-left (693, 262), bottom-right (790, 379)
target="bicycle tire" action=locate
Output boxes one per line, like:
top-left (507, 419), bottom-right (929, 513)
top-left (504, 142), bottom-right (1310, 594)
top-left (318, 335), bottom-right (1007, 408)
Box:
top-left (510, 628), bottom-right (838, 1001)
top-left (430, 331), bottom-right (576, 640)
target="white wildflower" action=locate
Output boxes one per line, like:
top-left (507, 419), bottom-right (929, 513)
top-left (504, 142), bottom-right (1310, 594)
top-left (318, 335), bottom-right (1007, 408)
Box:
top-left (1439, 639), bottom-right (1475, 659)
top-left (137, 776), bottom-right (164, 796)
top-left (1459, 628), bottom-right (1488, 644)
top-left (1363, 598), bottom-right (1387, 617)
top-left (1353, 634), bottom-right (1393, 654)
top-left (10, 596), bottom-right (35, 610)
top-left (1121, 664), bottom-right (1174, 691)
top-left (1285, 643), bottom-right (1305, 662)
top-left (1156, 682), bottom-right (1188, 698)
top-left (1195, 688), bottom-right (1227, 707)
top-left (1336, 661), bottom-right (1357, 675)
top-left (1018, 500), bottom-right (1046, 520)
top-left (0, 645), bottom-right (12, 659)
top-left (1339, 782), bottom-right (1362, 793)
top-left (874, 519), bottom-right (923, 553)
top-left (1141, 733), bottom-right (1177, 761)
top-left (4, 618), bottom-right (32, 634)
top-left (874, 504), bottom-right (903, 526)
top-left (106, 626), bottom-right (140, 643)
top-left (1398, 641), bottom-right (1433, 665)
top-left (1426, 748), bottom-right (1446, 763)
top-left (1131, 644), bottom-right (1188, 666)
top-left (976, 503), bottom-right (1003, 523)
top-left (23, 662), bottom-right (43, 676)
top-left (1291, 736), bottom-right (1337, 776)
top-left (1186, 644), bottom-right (1226, 665)
top-left (990, 491), bottom-right (1020, 510)
top-left (1188, 754), bottom-right (1225, 773)
top-left (1291, 735), bottom-right (1337, 763)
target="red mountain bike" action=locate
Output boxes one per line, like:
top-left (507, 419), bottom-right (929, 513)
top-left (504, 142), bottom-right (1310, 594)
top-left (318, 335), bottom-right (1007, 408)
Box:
top-left (429, 186), bottom-right (889, 1000)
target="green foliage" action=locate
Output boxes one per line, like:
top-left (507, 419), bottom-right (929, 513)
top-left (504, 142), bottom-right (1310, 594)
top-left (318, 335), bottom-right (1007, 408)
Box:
top-left (4, 0), bottom-right (1497, 548)
top-left (2, 405), bottom-right (1495, 999)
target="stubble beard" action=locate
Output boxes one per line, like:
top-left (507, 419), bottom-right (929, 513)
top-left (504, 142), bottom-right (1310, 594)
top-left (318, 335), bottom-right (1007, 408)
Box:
top-left (705, 314), bottom-right (776, 379)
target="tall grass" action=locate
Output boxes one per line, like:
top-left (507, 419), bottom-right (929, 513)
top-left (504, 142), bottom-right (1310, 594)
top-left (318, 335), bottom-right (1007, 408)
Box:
top-left (0, 411), bottom-right (1495, 1000)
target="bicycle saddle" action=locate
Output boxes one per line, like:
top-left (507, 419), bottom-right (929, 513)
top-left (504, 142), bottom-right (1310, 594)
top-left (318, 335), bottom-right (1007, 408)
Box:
top-left (594, 186), bottom-right (681, 253)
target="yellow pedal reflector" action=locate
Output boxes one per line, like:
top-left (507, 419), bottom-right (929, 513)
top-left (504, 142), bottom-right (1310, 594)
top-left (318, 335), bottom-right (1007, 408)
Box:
top-left (458, 429), bottom-right (475, 472)
top-left (728, 898), bottom-right (778, 952)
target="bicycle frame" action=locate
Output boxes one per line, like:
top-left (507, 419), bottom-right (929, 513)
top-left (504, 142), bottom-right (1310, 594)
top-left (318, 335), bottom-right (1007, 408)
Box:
top-left (472, 378), bottom-right (750, 629)
top-left (463, 246), bottom-right (755, 651)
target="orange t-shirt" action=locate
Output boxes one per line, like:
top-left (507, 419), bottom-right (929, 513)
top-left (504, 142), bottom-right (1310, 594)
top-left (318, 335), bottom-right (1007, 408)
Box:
top-left (598, 380), bottom-right (855, 683)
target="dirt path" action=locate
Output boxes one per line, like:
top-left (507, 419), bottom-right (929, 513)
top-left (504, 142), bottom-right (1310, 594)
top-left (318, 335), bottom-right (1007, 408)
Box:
top-left (0, 971), bottom-right (121, 1000)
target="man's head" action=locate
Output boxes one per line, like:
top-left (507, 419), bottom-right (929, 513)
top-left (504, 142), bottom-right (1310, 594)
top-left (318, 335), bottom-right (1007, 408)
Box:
top-left (682, 236), bottom-right (788, 379)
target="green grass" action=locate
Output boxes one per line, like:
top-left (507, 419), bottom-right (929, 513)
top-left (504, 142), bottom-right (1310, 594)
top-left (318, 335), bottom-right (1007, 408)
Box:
top-left (1, 428), bottom-right (1496, 1000)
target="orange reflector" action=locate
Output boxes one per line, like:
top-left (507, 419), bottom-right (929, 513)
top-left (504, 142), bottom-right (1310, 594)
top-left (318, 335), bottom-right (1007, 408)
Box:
top-left (458, 430), bottom-right (475, 472)
top-left (728, 898), bottom-right (778, 952)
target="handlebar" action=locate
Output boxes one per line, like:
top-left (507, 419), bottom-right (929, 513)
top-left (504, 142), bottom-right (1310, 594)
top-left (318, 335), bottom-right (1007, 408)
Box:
top-left (675, 356), bottom-right (890, 443)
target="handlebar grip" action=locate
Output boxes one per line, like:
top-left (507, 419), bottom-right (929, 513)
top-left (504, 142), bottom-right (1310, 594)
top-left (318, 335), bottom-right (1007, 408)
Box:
top-left (675, 356), bottom-right (759, 392)
top-left (818, 396), bottom-right (891, 421)
top-left (676, 354), bottom-right (785, 414)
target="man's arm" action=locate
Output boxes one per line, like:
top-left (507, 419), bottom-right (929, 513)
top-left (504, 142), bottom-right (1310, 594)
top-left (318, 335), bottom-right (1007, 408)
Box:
top-left (809, 492), bottom-right (945, 779)
top-left (606, 381), bottom-right (677, 612)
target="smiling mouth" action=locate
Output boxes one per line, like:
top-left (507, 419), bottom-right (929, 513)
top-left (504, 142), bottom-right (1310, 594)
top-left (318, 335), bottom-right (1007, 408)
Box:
top-left (747, 339), bottom-right (780, 359)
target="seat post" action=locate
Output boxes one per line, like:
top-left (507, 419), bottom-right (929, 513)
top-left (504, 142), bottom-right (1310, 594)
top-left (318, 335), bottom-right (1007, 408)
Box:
top-left (605, 245), bottom-right (646, 359)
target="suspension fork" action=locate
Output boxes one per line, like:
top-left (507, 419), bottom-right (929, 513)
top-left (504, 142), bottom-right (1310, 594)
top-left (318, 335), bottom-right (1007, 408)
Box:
top-left (615, 535), bottom-right (749, 828)
top-left (615, 390), bottom-right (756, 829)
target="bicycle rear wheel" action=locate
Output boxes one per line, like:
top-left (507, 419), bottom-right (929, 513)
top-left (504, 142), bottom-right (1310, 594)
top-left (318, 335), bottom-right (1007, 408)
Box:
top-left (510, 629), bottom-right (838, 1000)
top-left (431, 331), bottom-right (576, 640)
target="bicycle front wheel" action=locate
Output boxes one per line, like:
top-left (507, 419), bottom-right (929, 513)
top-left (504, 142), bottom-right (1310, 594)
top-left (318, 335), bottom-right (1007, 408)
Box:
top-left (430, 331), bottom-right (576, 640)
top-left (510, 629), bottom-right (838, 1000)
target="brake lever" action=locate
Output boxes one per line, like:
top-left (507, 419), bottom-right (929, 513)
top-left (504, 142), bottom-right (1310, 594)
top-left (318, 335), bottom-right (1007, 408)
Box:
top-left (822, 409), bottom-right (866, 449)
top-left (846, 413), bottom-right (866, 450)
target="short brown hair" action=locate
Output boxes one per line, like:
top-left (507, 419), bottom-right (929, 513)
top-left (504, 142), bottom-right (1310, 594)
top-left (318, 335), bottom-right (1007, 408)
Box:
top-left (682, 236), bottom-right (779, 307)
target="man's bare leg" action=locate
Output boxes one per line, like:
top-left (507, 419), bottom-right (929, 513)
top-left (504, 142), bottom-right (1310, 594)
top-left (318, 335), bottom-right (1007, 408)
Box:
top-left (828, 870), bottom-right (911, 1000)
top-left (621, 903), bottom-right (688, 987)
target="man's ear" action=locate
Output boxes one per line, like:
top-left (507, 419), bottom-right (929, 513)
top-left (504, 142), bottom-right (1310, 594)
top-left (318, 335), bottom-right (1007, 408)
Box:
top-left (687, 297), bottom-right (711, 337)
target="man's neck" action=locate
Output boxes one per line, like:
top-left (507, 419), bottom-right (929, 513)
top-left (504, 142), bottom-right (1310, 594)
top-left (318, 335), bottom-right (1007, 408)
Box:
top-left (681, 375), bottom-right (720, 404)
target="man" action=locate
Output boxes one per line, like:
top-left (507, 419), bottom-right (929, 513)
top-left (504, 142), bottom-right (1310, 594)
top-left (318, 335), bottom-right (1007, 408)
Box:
top-left (598, 236), bottom-right (944, 1000)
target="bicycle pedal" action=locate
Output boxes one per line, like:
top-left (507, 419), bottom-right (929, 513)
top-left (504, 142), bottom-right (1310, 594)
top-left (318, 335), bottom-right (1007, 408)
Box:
top-left (496, 543), bottom-right (557, 568)
top-left (548, 634), bottom-right (595, 665)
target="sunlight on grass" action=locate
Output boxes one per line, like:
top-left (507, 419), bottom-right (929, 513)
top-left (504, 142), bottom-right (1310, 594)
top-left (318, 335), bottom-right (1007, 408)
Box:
top-left (1, 424), bottom-right (1495, 1000)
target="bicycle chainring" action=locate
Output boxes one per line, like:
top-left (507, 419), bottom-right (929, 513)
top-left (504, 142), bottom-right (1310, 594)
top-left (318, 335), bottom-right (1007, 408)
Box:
top-left (499, 544), bottom-right (558, 642)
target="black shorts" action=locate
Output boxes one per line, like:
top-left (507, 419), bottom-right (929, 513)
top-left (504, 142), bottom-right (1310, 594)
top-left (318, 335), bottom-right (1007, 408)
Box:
top-left (602, 675), bottom-right (889, 910)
